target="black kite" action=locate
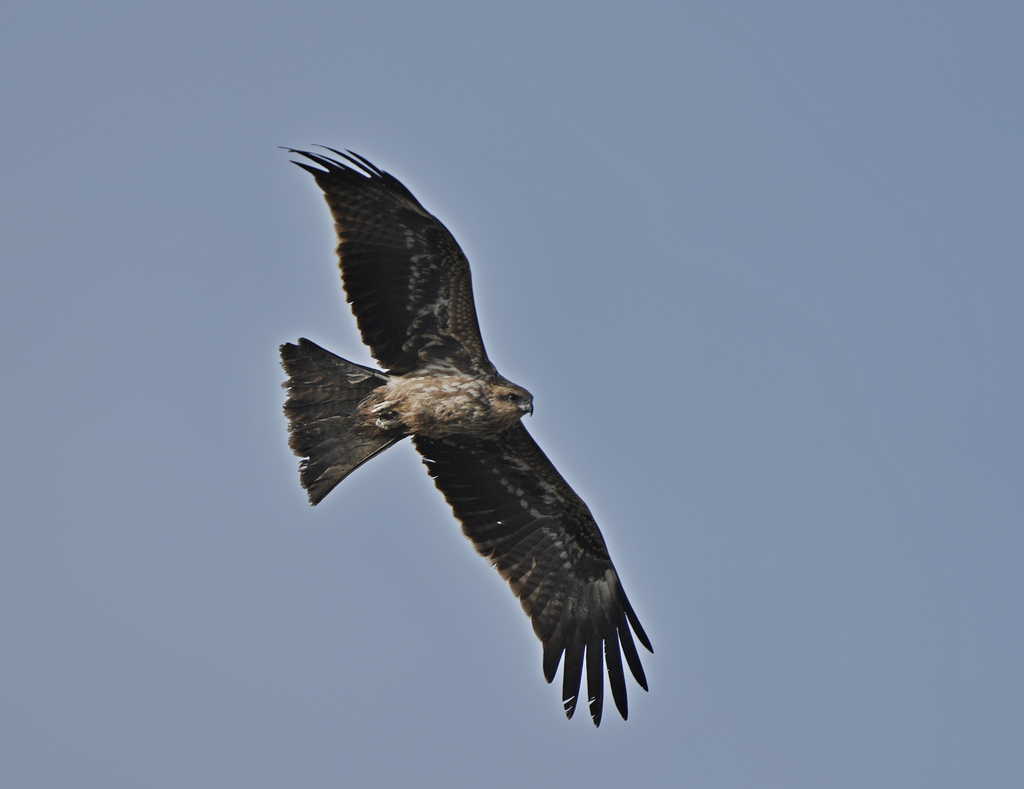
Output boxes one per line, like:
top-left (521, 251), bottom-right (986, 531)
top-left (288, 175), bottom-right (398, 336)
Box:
top-left (280, 149), bottom-right (651, 725)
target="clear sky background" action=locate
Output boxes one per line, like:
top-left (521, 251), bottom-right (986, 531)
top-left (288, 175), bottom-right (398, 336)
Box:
top-left (2, 2), bottom-right (1022, 787)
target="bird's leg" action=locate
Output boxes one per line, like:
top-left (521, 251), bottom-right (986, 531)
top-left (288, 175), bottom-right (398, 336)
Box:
top-left (366, 399), bottom-right (403, 431)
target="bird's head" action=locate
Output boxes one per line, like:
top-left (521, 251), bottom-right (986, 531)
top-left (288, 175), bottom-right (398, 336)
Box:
top-left (489, 379), bottom-right (534, 424)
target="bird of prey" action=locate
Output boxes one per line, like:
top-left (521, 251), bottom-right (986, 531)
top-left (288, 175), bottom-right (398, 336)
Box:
top-left (280, 148), bottom-right (651, 725)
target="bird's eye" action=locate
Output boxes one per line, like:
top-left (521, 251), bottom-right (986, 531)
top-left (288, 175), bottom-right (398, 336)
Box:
top-left (506, 393), bottom-right (521, 402)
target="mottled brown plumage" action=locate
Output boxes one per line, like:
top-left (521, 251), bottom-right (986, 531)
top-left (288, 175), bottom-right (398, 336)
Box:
top-left (280, 149), bottom-right (651, 725)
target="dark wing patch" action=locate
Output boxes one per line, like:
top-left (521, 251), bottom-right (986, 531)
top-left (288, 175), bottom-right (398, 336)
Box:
top-left (414, 423), bottom-right (652, 726)
top-left (289, 149), bottom-right (493, 377)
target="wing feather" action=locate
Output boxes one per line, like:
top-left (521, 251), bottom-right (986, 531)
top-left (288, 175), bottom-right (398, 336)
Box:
top-left (289, 149), bottom-right (493, 376)
top-left (414, 423), bottom-right (651, 726)
top-left (586, 636), bottom-right (605, 726)
top-left (605, 630), bottom-right (629, 719)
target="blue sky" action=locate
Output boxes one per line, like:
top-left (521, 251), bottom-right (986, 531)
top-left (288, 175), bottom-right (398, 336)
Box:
top-left (2, 2), bottom-right (1022, 787)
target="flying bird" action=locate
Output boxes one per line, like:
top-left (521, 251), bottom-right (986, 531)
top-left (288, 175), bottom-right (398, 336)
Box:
top-left (280, 148), bottom-right (651, 725)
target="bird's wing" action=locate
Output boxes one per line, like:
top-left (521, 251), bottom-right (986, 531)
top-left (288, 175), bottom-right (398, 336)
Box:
top-left (289, 149), bottom-right (494, 377)
top-left (414, 423), bottom-right (652, 726)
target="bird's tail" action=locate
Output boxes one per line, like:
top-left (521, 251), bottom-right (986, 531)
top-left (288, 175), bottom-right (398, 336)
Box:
top-left (280, 338), bottom-right (401, 504)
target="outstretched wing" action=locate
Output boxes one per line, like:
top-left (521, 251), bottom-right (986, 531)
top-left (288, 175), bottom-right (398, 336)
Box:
top-left (414, 424), bottom-right (652, 726)
top-left (289, 149), bottom-right (493, 377)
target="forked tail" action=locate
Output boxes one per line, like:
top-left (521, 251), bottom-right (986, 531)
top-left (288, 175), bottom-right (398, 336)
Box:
top-left (280, 338), bottom-right (401, 504)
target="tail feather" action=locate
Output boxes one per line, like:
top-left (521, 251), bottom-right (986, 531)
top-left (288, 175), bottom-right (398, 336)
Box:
top-left (280, 338), bottom-right (401, 504)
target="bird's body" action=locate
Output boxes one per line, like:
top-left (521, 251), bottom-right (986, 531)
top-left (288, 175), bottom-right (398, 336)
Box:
top-left (360, 368), bottom-right (532, 437)
top-left (280, 149), bottom-right (651, 725)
